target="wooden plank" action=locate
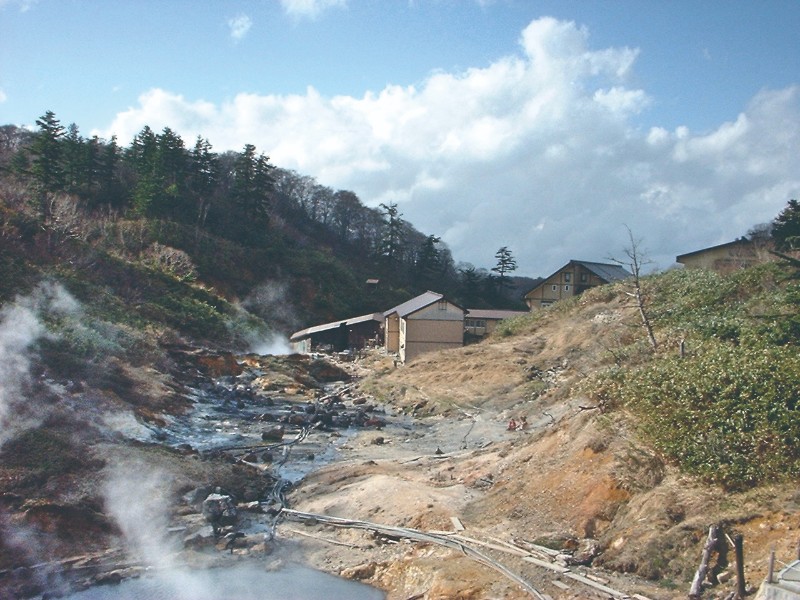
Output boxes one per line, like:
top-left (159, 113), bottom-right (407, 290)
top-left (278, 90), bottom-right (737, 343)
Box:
top-left (450, 516), bottom-right (465, 531)
top-left (521, 556), bottom-right (570, 574)
top-left (564, 572), bottom-right (626, 598)
top-left (450, 534), bottom-right (531, 557)
top-left (550, 580), bottom-right (570, 590)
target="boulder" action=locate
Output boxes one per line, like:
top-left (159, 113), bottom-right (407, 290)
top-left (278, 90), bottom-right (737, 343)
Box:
top-left (183, 525), bottom-right (216, 549)
top-left (261, 426), bottom-right (284, 441)
top-left (201, 493), bottom-right (238, 528)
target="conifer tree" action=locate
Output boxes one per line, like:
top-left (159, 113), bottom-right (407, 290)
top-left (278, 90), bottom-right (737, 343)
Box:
top-left (30, 111), bottom-right (65, 193)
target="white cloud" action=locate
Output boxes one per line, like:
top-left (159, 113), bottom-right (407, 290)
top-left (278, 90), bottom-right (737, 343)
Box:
top-left (0, 88), bottom-right (7, 103)
top-left (98, 18), bottom-right (800, 276)
top-left (280, 0), bottom-right (347, 20)
top-left (228, 13), bottom-right (252, 41)
top-left (0, 0), bottom-right (38, 11)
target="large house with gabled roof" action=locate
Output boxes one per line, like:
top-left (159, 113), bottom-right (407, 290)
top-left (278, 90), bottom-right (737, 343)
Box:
top-left (524, 260), bottom-right (631, 310)
top-left (383, 291), bottom-right (465, 363)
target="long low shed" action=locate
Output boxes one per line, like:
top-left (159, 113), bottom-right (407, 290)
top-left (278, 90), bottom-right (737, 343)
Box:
top-left (289, 312), bottom-right (383, 353)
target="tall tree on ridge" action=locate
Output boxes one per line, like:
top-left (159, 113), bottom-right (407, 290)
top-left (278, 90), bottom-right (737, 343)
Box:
top-left (492, 246), bottom-right (517, 294)
top-left (379, 202), bottom-right (404, 265)
top-left (30, 111), bottom-right (65, 194)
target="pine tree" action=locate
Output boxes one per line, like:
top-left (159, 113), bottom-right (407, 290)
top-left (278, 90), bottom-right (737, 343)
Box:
top-left (379, 202), bottom-right (404, 263)
top-left (30, 111), bottom-right (65, 193)
top-left (491, 246), bottom-right (517, 288)
top-left (773, 199), bottom-right (800, 251)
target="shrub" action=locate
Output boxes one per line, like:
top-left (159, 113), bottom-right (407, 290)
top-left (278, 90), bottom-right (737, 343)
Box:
top-left (589, 340), bottom-right (800, 489)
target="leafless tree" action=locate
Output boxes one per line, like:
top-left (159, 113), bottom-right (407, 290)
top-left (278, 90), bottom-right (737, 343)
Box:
top-left (610, 225), bottom-right (658, 351)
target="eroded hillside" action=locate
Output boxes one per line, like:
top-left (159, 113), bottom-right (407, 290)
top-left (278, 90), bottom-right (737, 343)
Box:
top-left (286, 270), bottom-right (800, 599)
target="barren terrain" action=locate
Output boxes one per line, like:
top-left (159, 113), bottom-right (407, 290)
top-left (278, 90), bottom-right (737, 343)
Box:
top-left (279, 297), bottom-right (800, 600)
top-left (2, 294), bottom-right (798, 600)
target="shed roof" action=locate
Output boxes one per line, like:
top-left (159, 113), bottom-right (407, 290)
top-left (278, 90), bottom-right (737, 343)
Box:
top-left (290, 312), bottom-right (383, 341)
top-left (384, 291), bottom-right (465, 318)
top-left (465, 309), bottom-right (528, 320)
top-left (383, 291), bottom-right (443, 318)
top-left (571, 260), bottom-right (631, 282)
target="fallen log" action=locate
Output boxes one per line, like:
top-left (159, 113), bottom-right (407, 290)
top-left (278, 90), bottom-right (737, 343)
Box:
top-left (279, 508), bottom-right (547, 599)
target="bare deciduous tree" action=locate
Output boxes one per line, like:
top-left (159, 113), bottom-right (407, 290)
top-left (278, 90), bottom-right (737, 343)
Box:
top-left (610, 225), bottom-right (658, 351)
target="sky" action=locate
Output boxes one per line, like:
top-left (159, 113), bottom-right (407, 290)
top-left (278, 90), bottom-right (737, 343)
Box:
top-left (2, 0), bottom-right (799, 277)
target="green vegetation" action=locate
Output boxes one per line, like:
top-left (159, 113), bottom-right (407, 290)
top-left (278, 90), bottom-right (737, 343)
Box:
top-left (585, 262), bottom-right (800, 490)
top-left (0, 112), bottom-right (528, 329)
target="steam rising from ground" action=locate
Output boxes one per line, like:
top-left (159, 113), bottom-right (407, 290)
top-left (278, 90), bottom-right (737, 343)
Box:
top-left (240, 281), bottom-right (296, 355)
top-left (0, 281), bottom-right (79, 447)
top-left (103, 458), bottom-right (178, 569)
top-left (249, 333), bottom-right (291, 356)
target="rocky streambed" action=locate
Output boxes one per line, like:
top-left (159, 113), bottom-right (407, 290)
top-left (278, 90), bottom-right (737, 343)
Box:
top-left (0, 347), bottom-right (406, 599)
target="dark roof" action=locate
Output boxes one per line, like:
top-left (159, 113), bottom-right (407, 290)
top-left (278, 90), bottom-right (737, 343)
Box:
top-left (571, 260), bottom-right (631, 282)
top-left (383, 291), bottom-right (465, 318)
top-left (524, 260), bottom-right (631, 297)
top-left (465, 309), bottom-right (529, 320)
top-left (383, 291), bottom-right (443, 318)
top-left (676, 238), bottom-right (752, 262)
top-left (290, 312), bottom-right (383, 341)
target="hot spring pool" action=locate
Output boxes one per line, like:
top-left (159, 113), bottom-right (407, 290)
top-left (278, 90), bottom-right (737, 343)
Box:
top-left (65, 563), bottom-right (385, 600)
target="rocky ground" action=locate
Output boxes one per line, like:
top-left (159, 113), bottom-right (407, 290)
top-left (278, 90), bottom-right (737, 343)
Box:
top-left (1, 318), bottom-right (798, 600)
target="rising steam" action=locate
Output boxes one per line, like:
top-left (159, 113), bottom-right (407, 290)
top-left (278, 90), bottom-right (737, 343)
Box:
top-left (0, 281), bottom-right (79, 447)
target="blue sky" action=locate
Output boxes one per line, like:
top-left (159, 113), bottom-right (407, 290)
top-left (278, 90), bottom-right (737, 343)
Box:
top-left (2, 0), bottom-right (799, 276)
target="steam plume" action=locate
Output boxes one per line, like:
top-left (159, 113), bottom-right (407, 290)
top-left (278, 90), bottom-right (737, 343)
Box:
top-left (0, 281), bottom-right (79, 446)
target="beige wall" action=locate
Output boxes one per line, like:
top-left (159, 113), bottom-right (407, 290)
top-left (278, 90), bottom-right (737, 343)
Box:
top-left (679, 244), bottom-right (766, 273)
top-left (385, 314), bottom-right (400, 353)
top-left (401, 317), bottom-right (463, 362)
top-left (412, 301), bottom-right (465, 321)
top-left (525, 264), bottom-right (609, 310)
top-left (398, 301), bottom-right (464, 362)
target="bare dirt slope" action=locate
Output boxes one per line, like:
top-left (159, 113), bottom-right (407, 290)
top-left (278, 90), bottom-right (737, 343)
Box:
top-left (284, 297), bottom-right (800, 600)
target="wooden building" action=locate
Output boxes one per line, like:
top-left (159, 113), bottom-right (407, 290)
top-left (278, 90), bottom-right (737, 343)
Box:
top-left (464, 309), bottom-right (528, 340)
top-left (676, 239), bottom-right (769, 273)
top-left (384, 291), bottom-right (465, 363)
top-left (524, 260), bottom-right (631, 310)
top-left (290, 312), bottom-right (383, 353)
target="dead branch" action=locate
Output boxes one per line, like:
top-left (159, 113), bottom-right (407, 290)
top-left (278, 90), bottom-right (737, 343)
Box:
top-left (690, 524), bottom-right (720, 598)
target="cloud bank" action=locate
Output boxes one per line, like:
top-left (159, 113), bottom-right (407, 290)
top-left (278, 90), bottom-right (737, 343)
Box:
top-left (98, 17), bottom-right (800, 275)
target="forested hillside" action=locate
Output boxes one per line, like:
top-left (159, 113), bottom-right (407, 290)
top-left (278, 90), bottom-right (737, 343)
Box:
top-left (0, 112), bottom-right (527, 350)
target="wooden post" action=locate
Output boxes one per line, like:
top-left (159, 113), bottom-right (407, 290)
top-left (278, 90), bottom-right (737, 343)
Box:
top-left (767, 548), bottom-right (775, 584)
top-left (690, 525), bottom-right (720, 598)
top-left (734, 534), bottom-right (746, 599)
top-left (796, 537), bottom-right (800, 561)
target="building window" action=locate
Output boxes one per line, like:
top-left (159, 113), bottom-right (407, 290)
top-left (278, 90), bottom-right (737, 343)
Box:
top-left (551, 285), bottom-right (558, 291)
top-left (438, 299), bottom-right (447, 310)
top-left (465, 319), bottom-right (486, 329)
top-left (564, 285), bottom-right (570, 291)
top-left (580, 273), bottom-right (588, 283)
top-left (564, 273), bottom-right (571, 282)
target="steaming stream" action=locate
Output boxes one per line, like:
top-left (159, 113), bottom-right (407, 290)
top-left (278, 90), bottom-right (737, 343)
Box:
top-left (64, 564), bottom-right (384, 599)
top-left (61, 356), bottom-right (395, 600)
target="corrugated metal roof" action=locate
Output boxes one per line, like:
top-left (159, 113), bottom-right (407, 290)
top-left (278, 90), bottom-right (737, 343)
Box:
top-left (465, 309), bottom-right (528, 320)
top-left (290, 312), bottom-right (383, 341)
top-left (383, 291), bottom-right (444, 318)
top-left (572, 260), bottom-right (631, 282)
